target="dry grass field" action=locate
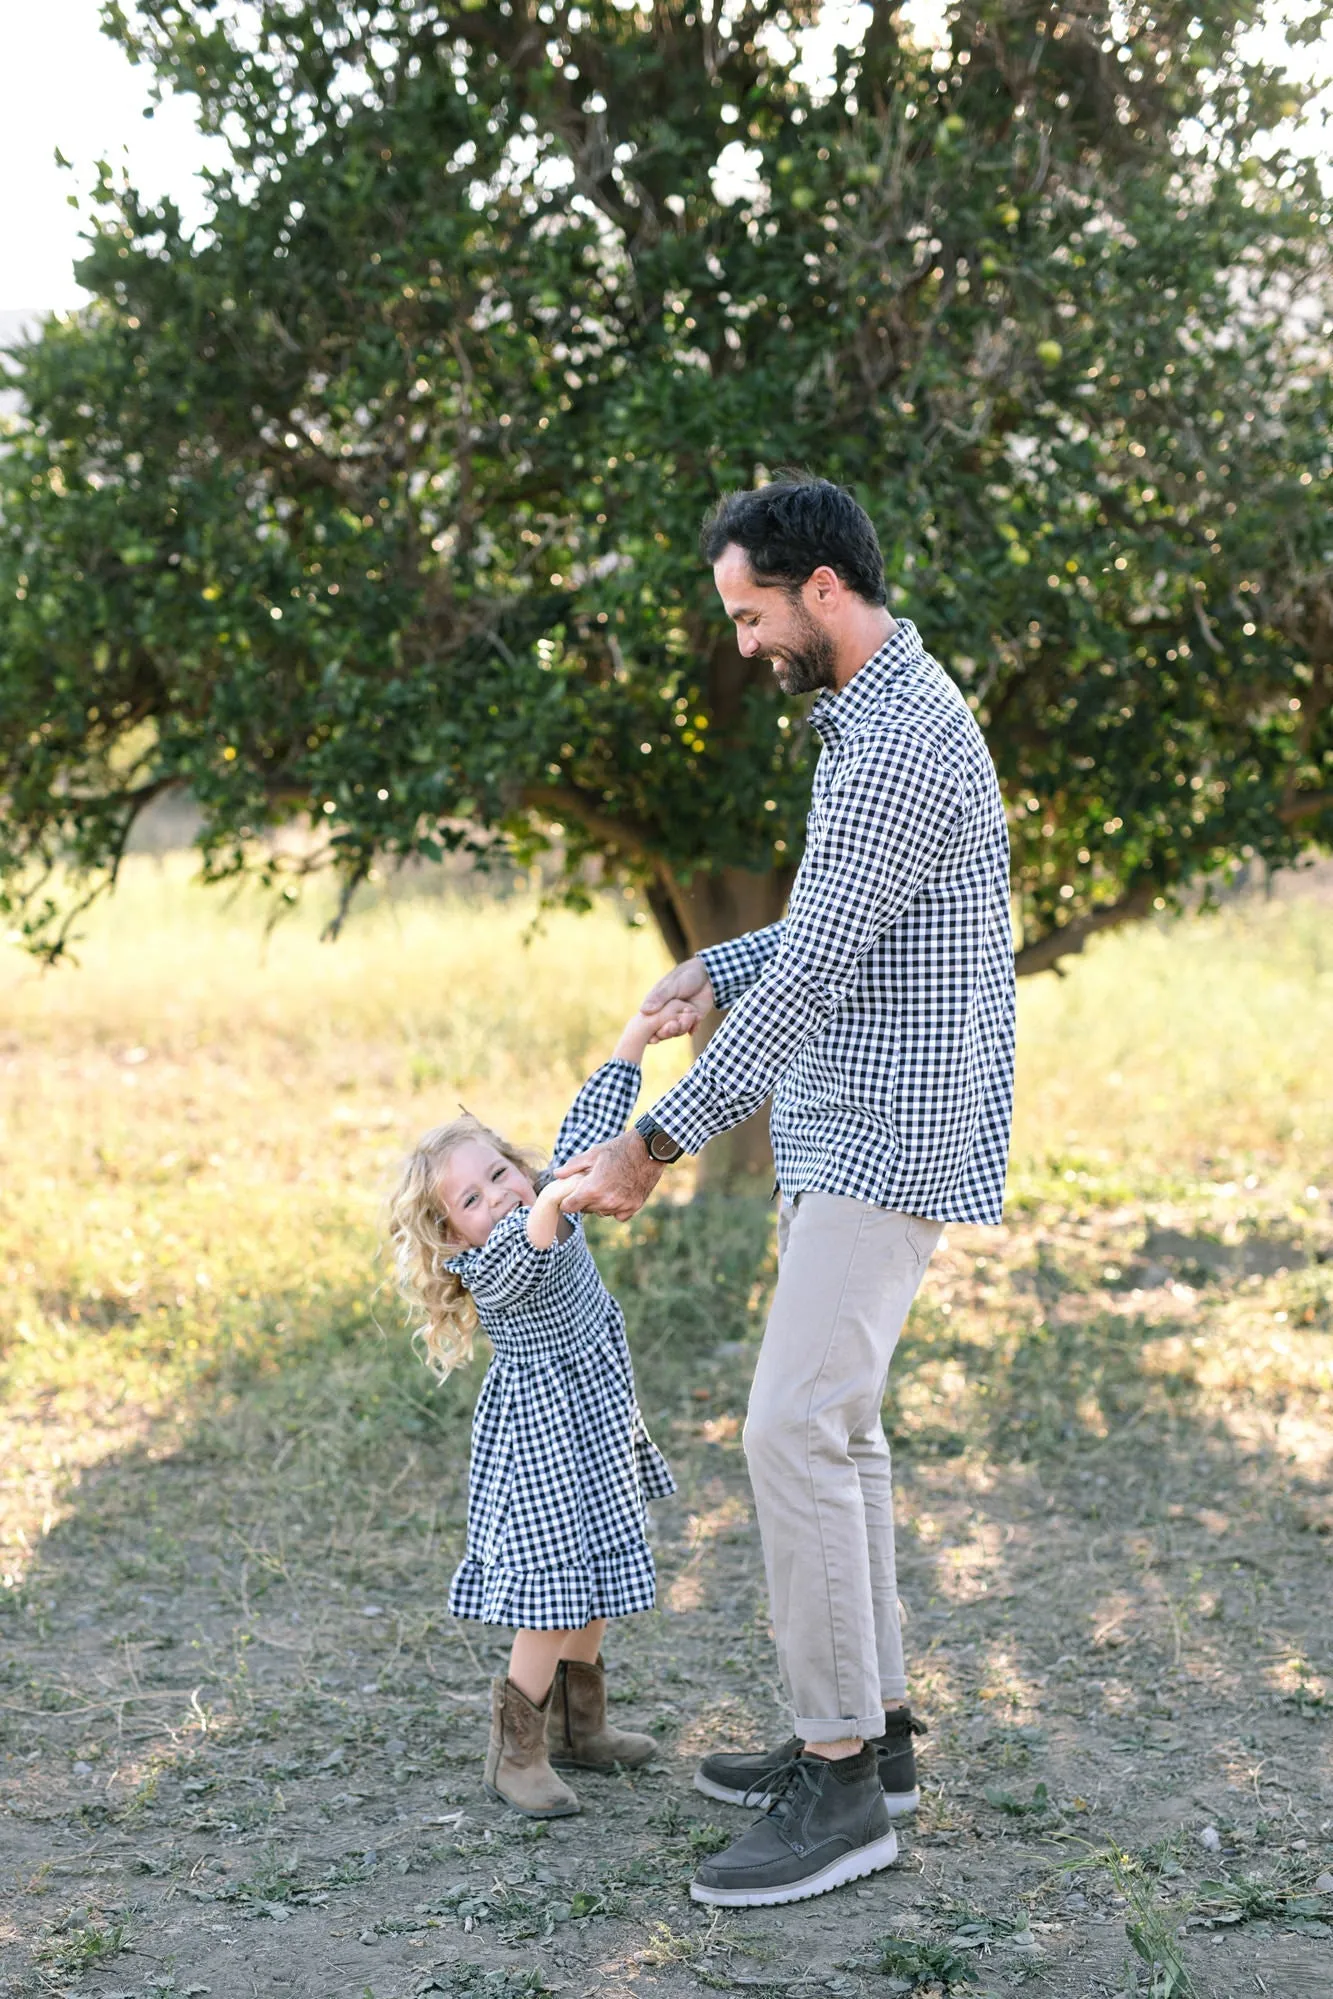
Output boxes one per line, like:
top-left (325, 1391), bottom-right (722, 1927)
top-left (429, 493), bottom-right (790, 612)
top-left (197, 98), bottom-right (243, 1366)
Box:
top-left (1, 862), bottom-right (1331, 1999)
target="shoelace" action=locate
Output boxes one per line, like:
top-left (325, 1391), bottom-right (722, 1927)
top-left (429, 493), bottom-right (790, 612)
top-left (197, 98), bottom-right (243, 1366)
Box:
top-left (742, 1754), bottom-right (825, 1816)
top-left (741, 1719), bottom-right (925, 1811)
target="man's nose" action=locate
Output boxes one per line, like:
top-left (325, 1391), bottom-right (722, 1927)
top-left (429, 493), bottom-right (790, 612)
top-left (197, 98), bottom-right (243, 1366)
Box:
top-left (736, 627), bottom-right (760, 657)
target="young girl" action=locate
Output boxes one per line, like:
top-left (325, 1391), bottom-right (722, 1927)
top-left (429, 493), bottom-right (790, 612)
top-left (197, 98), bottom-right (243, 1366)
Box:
top-left (389, 1005), bottom-right (684, 1817)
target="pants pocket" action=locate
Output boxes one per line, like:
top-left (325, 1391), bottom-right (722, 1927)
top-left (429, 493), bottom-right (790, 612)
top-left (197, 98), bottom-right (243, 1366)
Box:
top-left (905, 1214), bottom-right (943, 1271)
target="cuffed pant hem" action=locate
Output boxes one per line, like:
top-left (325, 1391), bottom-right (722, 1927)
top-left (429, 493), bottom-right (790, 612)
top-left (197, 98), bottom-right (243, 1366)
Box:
top-left (880, 1681), bottom-right (908, 1705)
top-left (795, 1713), bottom-right (886, 1744)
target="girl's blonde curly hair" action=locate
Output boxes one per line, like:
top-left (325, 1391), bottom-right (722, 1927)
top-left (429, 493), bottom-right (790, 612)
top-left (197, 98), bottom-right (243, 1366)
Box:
top-left (388, 1114), bottom-right (545, 1380)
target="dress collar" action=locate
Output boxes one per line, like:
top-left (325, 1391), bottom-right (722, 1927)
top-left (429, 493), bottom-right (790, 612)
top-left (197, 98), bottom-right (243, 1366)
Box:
top-left (810, 618), bottom-right (925, 748)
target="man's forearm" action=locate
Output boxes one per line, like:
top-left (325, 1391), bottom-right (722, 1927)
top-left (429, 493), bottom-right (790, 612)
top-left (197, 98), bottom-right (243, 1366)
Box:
top-left (649, 952), bottom-right (829, 1154)
top-left (659, 732), bottom-right (964, 1153)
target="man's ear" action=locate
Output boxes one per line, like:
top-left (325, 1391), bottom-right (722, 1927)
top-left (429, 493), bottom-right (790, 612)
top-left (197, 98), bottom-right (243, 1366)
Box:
top-left (805, 564), bottom-right (841, 609)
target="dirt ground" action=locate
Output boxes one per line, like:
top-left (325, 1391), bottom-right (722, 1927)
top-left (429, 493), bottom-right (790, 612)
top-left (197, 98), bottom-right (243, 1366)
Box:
top-left (3, 1185), bottom-right (1330, 1999)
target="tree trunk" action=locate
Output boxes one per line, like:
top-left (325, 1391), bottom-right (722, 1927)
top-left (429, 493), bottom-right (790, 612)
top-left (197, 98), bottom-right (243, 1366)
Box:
top-left (646, 861), bottom-right (793, 1188)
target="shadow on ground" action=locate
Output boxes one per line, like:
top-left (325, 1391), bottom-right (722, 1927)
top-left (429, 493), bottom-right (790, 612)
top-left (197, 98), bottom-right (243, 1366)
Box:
top-left (2, 1196), bottom-right (1331, 1999)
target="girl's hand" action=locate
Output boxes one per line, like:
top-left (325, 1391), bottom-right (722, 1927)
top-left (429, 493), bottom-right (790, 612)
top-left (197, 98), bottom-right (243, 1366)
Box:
top-left (647, 1002), bottom-right (698, 1044)
top-left (524, 1172), bottom-right (593, 1249)
top-left (641, 956), bottom-right (713, 1030)
top-left (554, 1169), bottom-right (592, 1210)
top-left (525, 1175), bottom-right (576, 1249)
top-left (613, 1005), bottom-right (694, 1063)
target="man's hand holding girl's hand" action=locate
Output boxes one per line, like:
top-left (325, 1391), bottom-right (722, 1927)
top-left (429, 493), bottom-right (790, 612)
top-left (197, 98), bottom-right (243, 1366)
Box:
top-left (610, 957), bottom-right (715, 1064)
top-left (646, 1003), bottom-right (697, 1044)
top-left (612, 1001), bottom-right (694, 1064)
top-left (560, 960), bottom-right (715, 1223)
top-left (640, 956), bottom-right (714, 1039)
top-left (525, 1169), bottom-right (593, 1249)
top-left (554, 1136), bottom-right (660, 1220)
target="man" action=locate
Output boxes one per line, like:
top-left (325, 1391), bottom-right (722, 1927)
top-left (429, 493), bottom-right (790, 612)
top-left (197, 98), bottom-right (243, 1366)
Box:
top-left (558, 474), bottom-right (1015, 1907)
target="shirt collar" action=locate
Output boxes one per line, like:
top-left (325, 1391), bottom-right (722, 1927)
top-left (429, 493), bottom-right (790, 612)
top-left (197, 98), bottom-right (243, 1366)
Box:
top-left (810, 618), bottom-right (925, 747)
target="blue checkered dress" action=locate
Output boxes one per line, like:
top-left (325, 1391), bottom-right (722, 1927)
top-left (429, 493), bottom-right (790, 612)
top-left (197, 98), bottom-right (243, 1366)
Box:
top-left (444, 1060), bottom-right (675, 1631)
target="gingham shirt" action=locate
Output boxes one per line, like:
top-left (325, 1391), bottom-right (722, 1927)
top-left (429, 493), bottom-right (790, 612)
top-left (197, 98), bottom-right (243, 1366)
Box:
top-left (444, 1060), bottom-right (674, 1630)
top-left (651, 619), bottom-right (1016, 1225)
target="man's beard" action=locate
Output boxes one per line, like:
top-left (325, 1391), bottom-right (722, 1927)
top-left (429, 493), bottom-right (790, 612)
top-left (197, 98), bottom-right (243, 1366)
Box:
top-left (765, 600), bottom-right (838, 695)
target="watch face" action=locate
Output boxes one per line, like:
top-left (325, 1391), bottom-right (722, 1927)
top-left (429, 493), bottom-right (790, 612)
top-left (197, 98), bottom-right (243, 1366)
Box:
top-left (637, 1116), bottom-right (680, 1163)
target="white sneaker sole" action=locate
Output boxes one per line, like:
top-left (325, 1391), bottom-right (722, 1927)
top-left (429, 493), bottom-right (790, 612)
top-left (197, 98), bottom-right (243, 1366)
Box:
top-left (693, 1771), bottom-right (920, 1817)
top-left (690, 1827), bottom-right (899, 1907)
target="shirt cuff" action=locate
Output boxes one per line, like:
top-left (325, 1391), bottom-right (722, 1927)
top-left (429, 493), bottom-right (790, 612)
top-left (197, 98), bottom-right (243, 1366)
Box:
top-left (648, 1068), bottom-right (731, 1156)
top-left (699, 924), bottom-right (785, 1009)
top-left (698, 937), bottom-right (757, 1011)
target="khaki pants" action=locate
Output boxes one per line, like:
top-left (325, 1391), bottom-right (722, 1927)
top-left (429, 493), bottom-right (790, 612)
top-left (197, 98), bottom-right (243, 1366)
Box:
top-left (744, 1192), bottom-right (942, 1743)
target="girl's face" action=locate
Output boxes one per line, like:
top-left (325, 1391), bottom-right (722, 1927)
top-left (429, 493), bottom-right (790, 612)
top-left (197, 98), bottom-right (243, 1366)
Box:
top-left (435, 1139), bottom-right (538, 1249)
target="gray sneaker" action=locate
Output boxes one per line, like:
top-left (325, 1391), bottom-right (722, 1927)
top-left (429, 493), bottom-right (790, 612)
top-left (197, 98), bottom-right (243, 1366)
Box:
top-left (694, 1710), bottom-right (925, 1815)
top-left (690, 1748), bottom-right (898, 1907)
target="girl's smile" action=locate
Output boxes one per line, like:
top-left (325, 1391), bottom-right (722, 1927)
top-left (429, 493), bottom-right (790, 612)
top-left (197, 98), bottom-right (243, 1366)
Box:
top-left (435, 1138), bottom-right (538, 1249)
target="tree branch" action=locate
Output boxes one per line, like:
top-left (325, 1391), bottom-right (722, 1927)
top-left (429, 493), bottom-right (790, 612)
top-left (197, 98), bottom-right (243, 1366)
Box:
top-left (1279, 790), bottom-right (1333, 824)
top-left (1014, 882), bottom-right (1159, 978)
top-left (645, 876), bottom-right (691, 963)
top-left (520, 784), bottom-right (657, 863)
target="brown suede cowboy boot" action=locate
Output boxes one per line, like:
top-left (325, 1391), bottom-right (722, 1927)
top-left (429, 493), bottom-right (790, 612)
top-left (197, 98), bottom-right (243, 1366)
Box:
top-left (546, 1657), bottom-right (656, 1771)
top-left (483, 1676), bottom-right (580, 1817)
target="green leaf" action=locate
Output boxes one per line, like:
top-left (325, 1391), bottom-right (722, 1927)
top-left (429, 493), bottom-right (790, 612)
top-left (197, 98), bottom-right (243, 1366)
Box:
top-left (0, 0), bottom-right (1326, 970)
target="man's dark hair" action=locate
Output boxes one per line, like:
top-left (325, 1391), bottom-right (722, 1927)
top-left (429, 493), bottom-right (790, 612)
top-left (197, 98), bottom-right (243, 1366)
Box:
top-left (699, 473), bottom-right (887, 606)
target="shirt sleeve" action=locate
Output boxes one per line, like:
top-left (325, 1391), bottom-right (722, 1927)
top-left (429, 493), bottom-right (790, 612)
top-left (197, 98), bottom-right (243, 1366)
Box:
top-left (549, 1057), bottom-right (643, 1168)
top-left (649, 731), bottom-right (965, 1152)
top-left (699, 923), bottom-right (787, 1009)
top-left (449, 1206), bottom-right (569, 1313)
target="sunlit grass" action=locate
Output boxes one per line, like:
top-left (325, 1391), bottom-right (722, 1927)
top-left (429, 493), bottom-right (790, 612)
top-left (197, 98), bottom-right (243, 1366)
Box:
top-left (0, 865), bottom-right (685, 1582)
top-left (1, 864), bottom-right (678, 1364)
top-left (1, 860), bottom-right (1330, 1589)
top-left (1012, 884), bottom-right (1333, 1207)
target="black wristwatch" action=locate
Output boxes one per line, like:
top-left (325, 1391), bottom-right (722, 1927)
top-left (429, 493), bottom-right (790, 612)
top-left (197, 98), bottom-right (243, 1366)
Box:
top-left (635, 1113), bottom-right (685, 1165)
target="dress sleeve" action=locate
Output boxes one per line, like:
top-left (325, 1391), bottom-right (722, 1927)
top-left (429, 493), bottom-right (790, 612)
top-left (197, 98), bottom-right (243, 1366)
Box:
top-left (549, 1058), bottom-right (644, 1168)
top-left (450, 1207), bottom-right (564, 1313)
